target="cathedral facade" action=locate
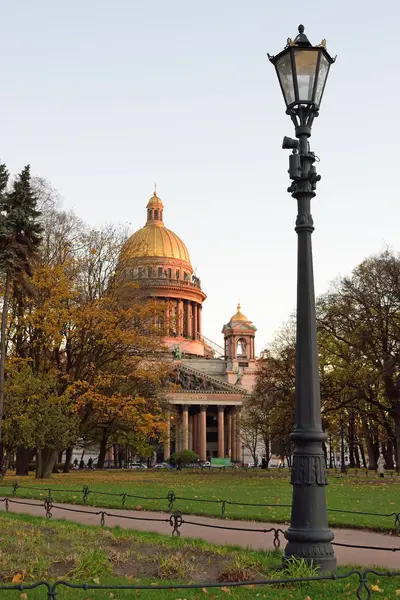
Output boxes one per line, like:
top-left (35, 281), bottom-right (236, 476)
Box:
top-left (118, 192), bottom-right (258, 463)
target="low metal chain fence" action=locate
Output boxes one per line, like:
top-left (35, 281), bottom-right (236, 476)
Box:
top-left (2, 482), bottom-right (399, 532)
top-left (0, 569), bottom-right (399, 600)
top-left (2, 497), bottom-right (400, 554)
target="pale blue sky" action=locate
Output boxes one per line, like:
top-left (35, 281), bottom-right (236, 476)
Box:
top-left (1, 1), bottom-right (398, 351)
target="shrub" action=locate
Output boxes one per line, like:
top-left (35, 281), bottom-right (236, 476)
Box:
top-left (169, 450), bottom-right (198, 466)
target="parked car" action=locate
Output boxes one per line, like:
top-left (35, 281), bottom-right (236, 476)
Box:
top-left (153, 462), bottom-right (172, 469)
top-left (128, 462), bottom-right (148, 469)
top-left (200, 460), bottom-right (211, 468)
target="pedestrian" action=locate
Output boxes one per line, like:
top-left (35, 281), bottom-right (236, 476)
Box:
top-left (79, 459), bottom-right (85, 470)
top-left (88, 458), bottom-right (93, 469)
top-left (377, 453), bottom-right (386, 478)
top-left (73, 459), bottom-right (78, 470)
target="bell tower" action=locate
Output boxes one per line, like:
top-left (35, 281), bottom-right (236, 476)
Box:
top-left (222, 304), bottom-right (257, 390)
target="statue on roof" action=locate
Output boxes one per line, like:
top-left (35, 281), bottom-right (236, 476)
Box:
top-left (172, 344), bottom-right (182, 360)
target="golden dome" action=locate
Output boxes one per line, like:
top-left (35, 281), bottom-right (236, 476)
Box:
top-left (120, 192), bottom-right (191, 265)
top-left (230, 303), bottom-right (249, 322)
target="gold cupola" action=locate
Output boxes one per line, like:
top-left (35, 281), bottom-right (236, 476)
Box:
top-left (119, 192), bottom-right (191, 265)
top-left (230, 303), bottom-right (249, 323)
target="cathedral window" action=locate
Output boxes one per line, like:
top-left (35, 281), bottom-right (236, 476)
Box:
top-left (154, 209), bottom-right (159, 220)
top-left (176, 270), bottom-right (180, 279)
top-left (158, 266), bottom-right (163, 277)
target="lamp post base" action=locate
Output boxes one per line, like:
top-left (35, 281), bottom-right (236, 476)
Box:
top-left (284, 443), bottom-right (337, 573)
top-left (284, 534), bottom-right (336, 572)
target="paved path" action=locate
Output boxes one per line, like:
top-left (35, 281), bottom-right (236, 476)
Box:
top-left (1, 499), bottom-right (399, 569)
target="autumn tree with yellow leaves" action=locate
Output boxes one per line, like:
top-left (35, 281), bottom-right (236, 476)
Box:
top-left (1, 175), bottom-right (168, 477)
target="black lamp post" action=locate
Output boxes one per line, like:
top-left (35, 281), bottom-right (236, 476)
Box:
top-left (268, 25), bottom-right (337, 572)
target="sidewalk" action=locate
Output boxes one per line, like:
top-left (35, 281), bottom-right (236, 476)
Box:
top-left (1, 500), bottom-right (399, 569)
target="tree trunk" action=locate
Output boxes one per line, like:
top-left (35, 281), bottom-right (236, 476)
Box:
top-left (63, 446), bottom-right (73, 473)
top-left (262, 433), bottom-right (270, 466)
top-left (0, 271), bottom-right (11, 456)
top-left (113, 445), bottom-right (118, 469)
top-left (361, 415), bottom-right (376, 469)
top-left (348, 414), bottom-right (356, 468)
top-left (353, 443), bottom-right (361, 468)
top-left (97, 432), bottom-right (108, 469)
top-left (358, 441), bottom-right (367, 468)
top-left (322, 442), bottom-right (328, 467)
top-left (395, 403), bottom-right (400, 473)
top-left (36, 447), bottom-right (58, 479)
top-left (384, 438), bottom-right (394, 469)
top-left (16, 447), bottom-right (34, 476)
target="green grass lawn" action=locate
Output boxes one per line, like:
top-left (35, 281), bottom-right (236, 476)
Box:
top-left (0, 511), bottom-right (398, 600)
top-left (1, 469), bottom-right (399, 532)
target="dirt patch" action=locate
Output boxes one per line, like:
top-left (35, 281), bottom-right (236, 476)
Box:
top-left (48, 559), bottom-right (75, 579)
top-left (111, 544), bottom-right (225, 582)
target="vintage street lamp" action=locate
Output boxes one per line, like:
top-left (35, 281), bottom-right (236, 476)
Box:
top-left (268, 26), bottom-right (336, 572)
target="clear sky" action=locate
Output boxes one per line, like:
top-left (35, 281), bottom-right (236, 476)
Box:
top-left (1, 1), bottom-right (398, 352)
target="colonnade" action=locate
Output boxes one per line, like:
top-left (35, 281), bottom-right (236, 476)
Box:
top-left (164, 299), bottom-right (202, 339)
top-left (163, 405), bottom-right (242, 463)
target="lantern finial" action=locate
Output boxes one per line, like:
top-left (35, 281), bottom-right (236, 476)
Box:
top-left (294, 24), bottom-right (311, 47)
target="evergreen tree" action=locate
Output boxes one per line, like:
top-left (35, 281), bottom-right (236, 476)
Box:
top-left (0, 165), bottom-right (42, 459)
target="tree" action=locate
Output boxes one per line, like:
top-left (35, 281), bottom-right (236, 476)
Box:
top-left (252, 322), bottom-right (296, 466)
top-left (3, 361), bottom-right (79, 478)
top-left (0, 166), bottom-right (42, 464)
top-left (317, 249), bottom-right (400, 471)
top-left (0, 188), bottom-right (168, 477)
top-left (240, 406), bottom-right (261, 464)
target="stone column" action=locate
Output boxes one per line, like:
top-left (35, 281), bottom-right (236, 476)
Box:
top-left (218, 406), bottom-right (225, 458)
top-left (196, 412), bottom-right (201, 456)
top-left (176, 414), bottom-right (181, 452)
top-left (188, 415), bottom-right (193, 450)
top-left (227, 410), bottom-right (232, 458)
top-left (231, 409), bottom-right (237, 461)
top-left (193, 303), bottom-right (198, 340)
top-left (178, 300), bottom-right (184, 336)
top-left (189, 302), bottom-right (193, 339)
top-left (199, 405), bottom-right (207, 461)
top-left (164, 410), bottom-right (171, 460)
top-left (198, 305), bottom-right (202, 337)
top-left (182, 405), bottom-right (189, 450)
top-left (235, 409), bottom-right (242, 465)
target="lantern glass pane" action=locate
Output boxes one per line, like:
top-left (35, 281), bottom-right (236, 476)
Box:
top-left (275, 52), bottom-right (295, 106)
top-left (294, 49), bottom-right (319, 102)
top-left (314, 53), bottom-right (330, 106)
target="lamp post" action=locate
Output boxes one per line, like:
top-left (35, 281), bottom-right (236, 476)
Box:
top-left (268, 25), bottom-right (336, 572)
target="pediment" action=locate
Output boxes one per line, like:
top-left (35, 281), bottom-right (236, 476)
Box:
top-left (170, 362), bottom-right (248, 394)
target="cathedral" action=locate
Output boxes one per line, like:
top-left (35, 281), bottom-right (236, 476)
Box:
top-left (118, 191), bottom-right (258, 464)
